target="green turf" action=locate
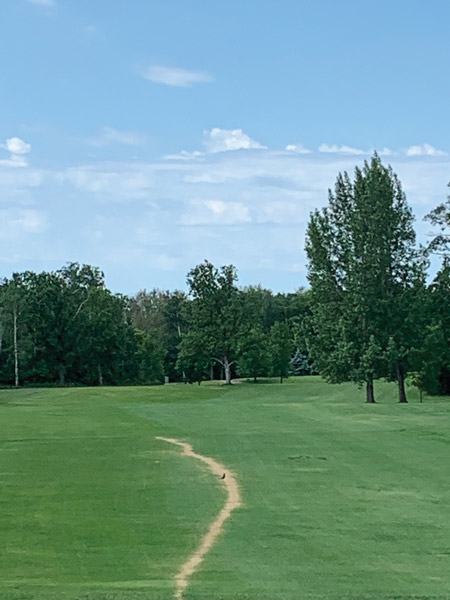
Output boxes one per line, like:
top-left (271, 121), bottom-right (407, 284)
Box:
top-left (1, 378), bottom-right (450, 599)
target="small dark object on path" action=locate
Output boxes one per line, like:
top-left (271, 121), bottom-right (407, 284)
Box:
top-left (221, 473), bottom-right (226, 479)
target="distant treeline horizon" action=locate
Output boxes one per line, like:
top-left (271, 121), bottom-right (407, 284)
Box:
top-left (0, 261), bottom-right (312, 390)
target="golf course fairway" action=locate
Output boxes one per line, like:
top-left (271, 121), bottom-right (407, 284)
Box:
top-left (1, 377), bottom-right (450, 599)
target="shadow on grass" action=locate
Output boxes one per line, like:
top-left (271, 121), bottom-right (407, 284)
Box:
top-left (235, 377), bottom-right (292, 385)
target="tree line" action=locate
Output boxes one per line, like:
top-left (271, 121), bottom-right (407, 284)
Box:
top-left (1, 154), bottom-right (450, 400)
top-left (0, 262), bottom-right (311, 387)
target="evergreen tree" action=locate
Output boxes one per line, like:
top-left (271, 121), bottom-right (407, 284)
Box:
top-left (289, 347), bottom-right (312, 376)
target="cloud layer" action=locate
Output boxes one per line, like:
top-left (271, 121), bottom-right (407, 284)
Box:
top-left (0, 129), bottom-right (449, 292)
top-left (406, 143), bottom-right (447, 157)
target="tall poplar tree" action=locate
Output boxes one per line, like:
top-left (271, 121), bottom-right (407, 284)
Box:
top-left (306, 154), bottom-right (424, 402)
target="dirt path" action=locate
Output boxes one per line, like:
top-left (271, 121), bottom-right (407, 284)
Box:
top-left (156, 436), bottom-right (241, 600)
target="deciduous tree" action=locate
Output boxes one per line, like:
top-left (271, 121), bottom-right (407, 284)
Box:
top-left (269, 321), bottom-right (291, 383)
top-left (306, 155), bottom-right (424, 402)
top-left (184, 261), bottom-right (243, 384)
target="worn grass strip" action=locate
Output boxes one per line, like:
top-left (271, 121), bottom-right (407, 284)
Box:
top-left (156, 436), bottom-right (241, 600)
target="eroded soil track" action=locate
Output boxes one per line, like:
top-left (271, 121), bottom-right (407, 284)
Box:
top-left (156, 436), bottom-right (241, 600)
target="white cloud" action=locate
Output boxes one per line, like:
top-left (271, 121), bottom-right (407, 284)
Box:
top-left (88, 126), bottom-right (144, 147)
top-left (0, 137), bottom-right (31, 167)
top-left (181, 198), bottom-right (251, 225)
top-left (203, 128), bottom-right (266, 153)
top-left (285, 144), bottom-right (312, 154)
top-left (317, 144), bottom-right (393, 157)
top-left (141, 65), bottom-right (213, 87)
top-left (405, 143), bottom-right (447, 157)
top-left (28, 0), bottom-right (56, 6)
top-left (318, 143), bottom-right (369, 155)
top-left (6, 137), bottom-right (31, 155)
top-left (0, 155), bottom-right (28, 168)
top-left (165, 129), bottom-right (266, 160)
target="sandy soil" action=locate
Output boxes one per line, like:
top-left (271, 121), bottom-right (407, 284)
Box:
top-left (156, 436), bottom-right (241, 600)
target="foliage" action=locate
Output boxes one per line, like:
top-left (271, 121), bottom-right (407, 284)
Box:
top-left (181, 261), bottom-right (243, 384)
top-left (411, 260), bottom-right (450, 395)
top-left (134, 329), bottom-right (165, 384)
top-left (269, 321), bottom-right (291, 383)
top-left (0, 264), bottom-right (153, 387)
top-left (130, 289), bottom-right (188, 381)
top-left (0, 261), bottom-right (313, 388)
top-left (177, 330), bottom-right (211, 384)
top-left (289, 347), bottom-right (312, 375)
top-left (425, 182), bottom-right (450, 255)
top-left (306, 154), bottom-right (426, 402)
top-left (237, 327), bottom-right (270, 381)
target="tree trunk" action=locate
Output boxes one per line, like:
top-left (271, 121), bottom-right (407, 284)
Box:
top-left (280, 374), bottom-right (283, 383)
top-left (224, 357), bottom-right (232, 384)
top-left (366, 379), bottom-right (375, 403)
top-left (58, 364), bottom-right (66, 387)
top-left (13, 306), bottom-right (19, 388)
top-left (97, 364), bottom-right (103, 386)
top-left (396, 364), bottom-right (408, 403)
top-left (210, 365), bottom-right (214, 381)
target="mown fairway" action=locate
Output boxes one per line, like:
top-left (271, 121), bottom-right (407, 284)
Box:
top-left (2, 378), bottom-right (450, 600)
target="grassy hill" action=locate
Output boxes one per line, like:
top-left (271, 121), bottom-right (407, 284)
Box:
top-left (1, 377), bottom-right (450, 599)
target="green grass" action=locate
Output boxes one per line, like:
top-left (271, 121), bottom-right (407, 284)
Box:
top-left (1, 378), bottom-right (450, 599)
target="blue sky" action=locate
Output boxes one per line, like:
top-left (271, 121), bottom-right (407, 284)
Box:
top-left (1, 0), bottom-right (449, 293)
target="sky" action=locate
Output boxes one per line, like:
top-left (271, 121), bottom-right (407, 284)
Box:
top-left (1, 0), bottom-right (449, 294)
